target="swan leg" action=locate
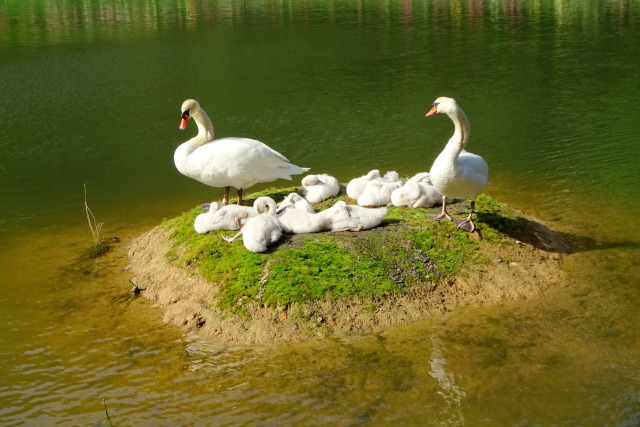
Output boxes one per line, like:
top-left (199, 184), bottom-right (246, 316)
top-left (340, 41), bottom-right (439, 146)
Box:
top-left (429, 195), bottom-right (452, 222)
top-left (222, 187), bottom-right (231, 206)
top-left (222, 230), bottom-right (242, 243)
top-left (237, 188), bottom-right (244, 205)
top-left (453, 200), bottom-right (477, 233)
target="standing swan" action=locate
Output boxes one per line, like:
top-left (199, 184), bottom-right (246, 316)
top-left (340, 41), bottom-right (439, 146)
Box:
top-left (176, 99), bottom-right (309, 205)
top-left (426, 97), bottom-right (488, 232)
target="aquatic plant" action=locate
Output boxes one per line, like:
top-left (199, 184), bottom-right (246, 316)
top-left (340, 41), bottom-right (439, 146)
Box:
top-left (84, 184), bottom-right (110, 257)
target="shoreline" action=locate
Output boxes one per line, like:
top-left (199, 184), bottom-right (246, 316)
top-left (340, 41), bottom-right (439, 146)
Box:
top-left (127, 193), bottom-right (569, 345)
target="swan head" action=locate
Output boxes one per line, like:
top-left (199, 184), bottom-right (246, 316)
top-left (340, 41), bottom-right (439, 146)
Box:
top-left (426, 97), bottom-right (458, 117)
top-left (179, 99), bottom-right (201, 130)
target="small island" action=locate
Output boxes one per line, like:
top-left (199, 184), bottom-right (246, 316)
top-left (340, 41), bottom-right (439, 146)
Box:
top-left (127, 187), bottom-right (568, 345)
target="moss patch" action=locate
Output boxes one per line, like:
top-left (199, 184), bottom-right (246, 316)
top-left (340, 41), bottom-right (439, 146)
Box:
top-left (158, 189), bottom-right (541, 316)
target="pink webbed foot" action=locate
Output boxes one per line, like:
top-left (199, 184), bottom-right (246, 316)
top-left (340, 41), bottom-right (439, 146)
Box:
top-left (453, 218), bottom-right (476, 233)
top-left (222, 231), bottom-right (242, 243)
top-left (429, 212), bottom-right (453, 222)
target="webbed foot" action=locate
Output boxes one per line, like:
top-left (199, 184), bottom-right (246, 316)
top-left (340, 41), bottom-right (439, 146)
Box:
top-left (453, 218), bottom-right (476, 233)
top-left (222, 231), bottom-right (242, 243)
top-left (429, 212), bottom-right (452, 222)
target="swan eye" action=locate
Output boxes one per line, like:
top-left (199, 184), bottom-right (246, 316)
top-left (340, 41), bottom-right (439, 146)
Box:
top-left (181, 110), bottom-right (190, 120)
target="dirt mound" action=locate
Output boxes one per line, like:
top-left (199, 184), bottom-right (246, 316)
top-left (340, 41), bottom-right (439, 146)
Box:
top-left (127, 201), bottom-right (567, 345)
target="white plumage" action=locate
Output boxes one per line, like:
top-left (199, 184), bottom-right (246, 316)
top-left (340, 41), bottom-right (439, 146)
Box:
top-left (322, 201), bottom-right (387, 231)
top-left (276, 192), bottom-right (315, 214)
top-left (346, 169), bottom-right (381, 200)
top-left (356, 171), bottom-right (402, 207)
top-left (222, 197), bottom-right (282, 252)
top-left (426, 97), bottom-right (489, 232)
top-left (391, 180), bottom-right (444, 208)
top-left (193, 202), bottom-right (257, 233)
top-left (175, 99), bottom-right (309, 205)
top-left (301, 174), bottom-right (340, 203)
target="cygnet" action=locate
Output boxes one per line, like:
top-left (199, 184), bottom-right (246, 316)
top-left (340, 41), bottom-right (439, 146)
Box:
top-left (222, 197), bottom-right (282, 252)
top-left (322, 201), bottom-right (387, 231)
top-left (346, 169), bottom-right (381, 200)
top-left (301, 174), bottom-right (340, 203)
top-left (194, 202), bottom-right (257, 233)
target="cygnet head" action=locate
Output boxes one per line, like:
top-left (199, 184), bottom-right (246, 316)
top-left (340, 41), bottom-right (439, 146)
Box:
top-left (366, 169), bottom-right (381, 180)
top-left (426, 97), bottom-right (458, 117)
top-left (180, 99), bottom-right (201, 130)
top-left (277, 193), bottom-right (300, 214)
top-left (253, 196), bottom-right (277, 215)
top-left (383, 171), bottom-right (400, 182)
top-left (301, 175), bottom-right (321, 186)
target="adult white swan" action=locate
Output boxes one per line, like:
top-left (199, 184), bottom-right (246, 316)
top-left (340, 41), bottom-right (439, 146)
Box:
top-left (426, 97), bottom-right (488, 233)
top-left (176, 99), bottom-right (309, 205)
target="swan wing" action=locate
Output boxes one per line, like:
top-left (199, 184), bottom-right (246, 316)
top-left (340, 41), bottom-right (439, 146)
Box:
top-left (186, 137), bottom-right (308, 188)
top-left (457, 151), bottom-right (489, 187)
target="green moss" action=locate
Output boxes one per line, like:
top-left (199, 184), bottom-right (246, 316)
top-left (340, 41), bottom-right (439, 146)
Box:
top-left (263, 236), bottom-right (399, 306)
top-left (159, 188), bottom-right (532, 316)
top-left (475, 194), bottom-right (523, 244)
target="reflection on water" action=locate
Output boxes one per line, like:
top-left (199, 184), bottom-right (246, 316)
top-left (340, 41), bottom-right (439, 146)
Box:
top-left (0, 228), bottom-right (638, 424)
top-left (428, 334), bottom-right (466, 423)
top-left (1, 0), bottom-right (639, 425)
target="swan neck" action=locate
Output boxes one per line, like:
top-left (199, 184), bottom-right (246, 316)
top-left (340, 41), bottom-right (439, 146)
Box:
top-left (447, 108), bottom-right (470, 151)
top-left (192, 108), bottom-right (214, 143)
top-left (174, 108), bottom-right (214, 173)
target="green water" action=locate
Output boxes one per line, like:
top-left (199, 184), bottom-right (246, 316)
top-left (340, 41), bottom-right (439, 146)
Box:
top-left (1, 0), bottom-right (639, 424)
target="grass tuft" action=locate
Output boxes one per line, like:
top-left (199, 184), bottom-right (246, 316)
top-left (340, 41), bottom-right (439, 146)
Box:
top-left (84, 184), bottom-right (110, 257)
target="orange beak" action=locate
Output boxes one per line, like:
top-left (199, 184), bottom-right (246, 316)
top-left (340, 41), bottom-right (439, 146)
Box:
top-left (179, 111), bottom-right (190, 130)
top-left (426, 105), bottom-right (438, 117)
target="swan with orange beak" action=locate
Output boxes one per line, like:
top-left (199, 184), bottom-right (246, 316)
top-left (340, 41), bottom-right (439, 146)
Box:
top-left (425, 97), bottom-right (488, 232)
top-left (175, 99), bottom-right (309, 206)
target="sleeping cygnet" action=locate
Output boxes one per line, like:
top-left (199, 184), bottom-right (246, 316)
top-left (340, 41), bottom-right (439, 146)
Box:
top-left (194, 202), bottom-right (257, 233)
top-left (222, 197), bottom-right (282, 252)
top-left (276, 192), bottom-right (315, 214)
top-left (391, 180), bottom-right (445, 208)
top-left (321, 201), bottom-right (387, 231)
top-left (346, 169), bottom-right (381, 200)
top-left (301, 174), bottom-right (340, 203)
top-left (356, 171), bottom-right (403, 207)
top-left (277, 206), bottom-right (331, 234)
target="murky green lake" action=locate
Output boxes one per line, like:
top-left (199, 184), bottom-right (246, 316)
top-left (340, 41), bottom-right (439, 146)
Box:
top-left (1, 0), bottom-right (639, 424)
